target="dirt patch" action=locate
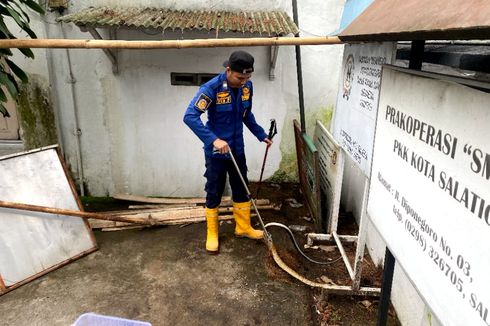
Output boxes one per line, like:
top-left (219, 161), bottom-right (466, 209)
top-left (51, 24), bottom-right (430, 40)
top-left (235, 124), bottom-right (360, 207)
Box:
top-left (82, 182), bottom-right (399, 325)
top-left (312, 291), bottom-right (398, 326)
top-left (248, 182), bottom-right (399, 326)
top-left (264, 248), bottom-right (301, 284)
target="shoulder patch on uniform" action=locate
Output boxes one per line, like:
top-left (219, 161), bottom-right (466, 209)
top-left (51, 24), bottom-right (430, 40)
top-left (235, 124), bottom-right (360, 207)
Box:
top-left (194, 93), bottom-right (212, 112)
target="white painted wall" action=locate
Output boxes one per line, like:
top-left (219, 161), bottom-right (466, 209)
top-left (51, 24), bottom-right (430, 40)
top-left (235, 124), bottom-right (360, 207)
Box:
top-left (3, 0), bottom-right (344, 197)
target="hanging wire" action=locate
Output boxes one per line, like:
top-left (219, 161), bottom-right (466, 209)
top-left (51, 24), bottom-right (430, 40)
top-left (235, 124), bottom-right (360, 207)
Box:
top-left (299, 28), bottom-right (327, 38)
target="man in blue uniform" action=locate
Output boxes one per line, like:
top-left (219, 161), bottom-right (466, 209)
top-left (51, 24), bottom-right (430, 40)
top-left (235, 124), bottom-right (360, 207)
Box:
top-left (183, 51), bottom-right (273, 254)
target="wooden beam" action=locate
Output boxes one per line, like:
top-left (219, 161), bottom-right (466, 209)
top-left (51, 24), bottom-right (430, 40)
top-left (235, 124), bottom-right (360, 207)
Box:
top-left (0, 275), bottom-right (6, 292)
top-left (0, 200), bottom-right (164, 225)
top-left (0, 36), bottom-right (342, 49)
top-left (108, 205), bottom-right (275, 222)
top-left (0, 200), bottom-right (271, 227)
top-left (127, 198), bottom-right (271, 209)
top-left (113, 194), bottom-right (232, 205)
top-left (89, 214), bottom-right (239, 229)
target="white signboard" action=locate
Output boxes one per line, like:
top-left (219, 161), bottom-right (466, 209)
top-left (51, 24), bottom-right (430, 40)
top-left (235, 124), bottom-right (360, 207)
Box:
top-left (333, 42), bottom-right (396, 176)
top-left (314, 121), bottom-right (344, 233)
top-left (368, 66), bottom-right (490, 326)
top-left (0, 147), bottom-right (96, 293)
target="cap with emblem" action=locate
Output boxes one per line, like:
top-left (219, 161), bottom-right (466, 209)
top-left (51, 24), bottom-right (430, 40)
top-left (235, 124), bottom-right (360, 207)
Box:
top-left (223, 51), bottom-right (254, 74)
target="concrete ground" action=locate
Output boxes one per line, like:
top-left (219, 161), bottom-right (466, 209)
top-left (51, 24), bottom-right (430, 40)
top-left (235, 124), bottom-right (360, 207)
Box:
top-left (0, 222), bottom-right (312, 326)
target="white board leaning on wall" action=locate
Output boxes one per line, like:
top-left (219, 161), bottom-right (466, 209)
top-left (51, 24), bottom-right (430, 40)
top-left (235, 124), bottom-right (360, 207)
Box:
top-left (332, 42), bottom-right (396, 176)
top-left (368, 66), bottom-right (490, 326)
top-left (0, 146), bottom-right (97, 294)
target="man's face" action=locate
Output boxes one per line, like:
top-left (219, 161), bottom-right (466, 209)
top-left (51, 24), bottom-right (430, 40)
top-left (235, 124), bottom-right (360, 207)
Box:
top-left (226, 67), bottom-right (252, 88)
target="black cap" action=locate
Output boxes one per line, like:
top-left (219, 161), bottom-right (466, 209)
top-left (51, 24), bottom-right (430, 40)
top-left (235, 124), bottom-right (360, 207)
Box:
top-left (223, 51), bottom-right (254, 74)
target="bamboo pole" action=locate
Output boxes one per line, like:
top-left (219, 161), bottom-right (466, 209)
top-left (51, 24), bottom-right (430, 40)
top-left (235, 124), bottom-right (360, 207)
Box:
top-left (0, 200), bottom-right (275, 226)
top-left (0, 200), bottom-right (152, 225)
top-left (0, 36), bottom-right (342, 49)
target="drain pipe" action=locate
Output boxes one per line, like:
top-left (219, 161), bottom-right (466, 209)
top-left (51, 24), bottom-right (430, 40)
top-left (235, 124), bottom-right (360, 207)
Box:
top-left (292, 0), bottom-right (306, 133)
top-left (39, 10), bottom-right (84, 195)
top-left (40, 11), bottom-right (65, 155)
top-left (60, 23), bottom-right (85, 196)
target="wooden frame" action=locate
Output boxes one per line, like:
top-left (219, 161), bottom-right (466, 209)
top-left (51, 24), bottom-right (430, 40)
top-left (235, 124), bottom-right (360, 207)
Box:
top-left (0, 145), bottom-right (97, 296)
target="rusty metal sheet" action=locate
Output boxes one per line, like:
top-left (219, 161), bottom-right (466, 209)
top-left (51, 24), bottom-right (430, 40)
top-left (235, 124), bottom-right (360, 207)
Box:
top-left (293, 120), bottom-right (322, 231)
top-left (339, 0), bottom-right (490, 41)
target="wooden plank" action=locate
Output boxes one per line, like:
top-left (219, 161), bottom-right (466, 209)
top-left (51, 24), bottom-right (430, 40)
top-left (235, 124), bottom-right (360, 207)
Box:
top-left (88, 219), bottom-right (133, 229)
top-left (89, 214), bottom-right (238, 229)
top-left (127, 198), bottom-right (271, 209)
top-left (128, 204), bottom-right (195, 209)
top-left (114, 194), bottom-right (231, 205)
top-left (0, 274), bottom-right (6, 292)
top-left (113, 205), bottom-right (278, 222)
top-left (101, 226), bottom-right (145, 232)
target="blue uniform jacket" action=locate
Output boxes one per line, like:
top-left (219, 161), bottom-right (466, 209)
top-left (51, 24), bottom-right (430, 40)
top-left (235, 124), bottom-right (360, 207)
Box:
top-left (183, 72), bottom-right (268, 158)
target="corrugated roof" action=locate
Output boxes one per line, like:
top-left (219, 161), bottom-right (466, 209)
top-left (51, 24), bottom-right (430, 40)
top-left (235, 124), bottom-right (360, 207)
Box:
top-left (339, 0), bottom-right (490, 41)
top-left (58, 6), bottom-right (299, 36)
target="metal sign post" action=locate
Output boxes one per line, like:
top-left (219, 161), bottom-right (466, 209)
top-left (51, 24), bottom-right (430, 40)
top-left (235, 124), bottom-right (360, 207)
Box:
top-left (376, 40), bottom-right (424, 326)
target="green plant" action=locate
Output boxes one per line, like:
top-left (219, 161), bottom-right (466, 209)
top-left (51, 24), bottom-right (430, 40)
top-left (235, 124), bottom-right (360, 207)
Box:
top-left (0, 0), bottom-right (44, 117)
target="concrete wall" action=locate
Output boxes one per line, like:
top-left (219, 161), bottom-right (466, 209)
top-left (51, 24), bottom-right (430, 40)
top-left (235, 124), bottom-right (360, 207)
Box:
top-left (0, 7), bottom-right (53, 156)
top-left (3, 0), bottom-right (345, 196)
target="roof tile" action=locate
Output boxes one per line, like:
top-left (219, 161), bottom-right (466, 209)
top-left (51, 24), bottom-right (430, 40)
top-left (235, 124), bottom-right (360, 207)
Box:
top-left (59, 6), bottom-right (299, 36)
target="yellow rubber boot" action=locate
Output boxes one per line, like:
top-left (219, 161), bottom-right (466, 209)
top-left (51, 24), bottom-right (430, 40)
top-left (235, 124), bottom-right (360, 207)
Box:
top-left (233, 201), bottom-right (264, 240)
top-left (205, 207), bottom-right (219, 254)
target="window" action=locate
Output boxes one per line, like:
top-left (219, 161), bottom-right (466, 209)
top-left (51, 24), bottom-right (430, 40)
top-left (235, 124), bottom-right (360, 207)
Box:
top-left (197, 74), bottom-right (217, 85)
top-left (171, 73), bottom-right (197, 86)
top-left (171, 73), bottom-right (218, 86)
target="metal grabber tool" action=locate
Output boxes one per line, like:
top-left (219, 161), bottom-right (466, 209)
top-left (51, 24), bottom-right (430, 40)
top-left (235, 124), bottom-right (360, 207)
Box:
top-left (228, 150), bottom-right (274, 249)
top-left (255, 119), bottom-right (278, 199)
